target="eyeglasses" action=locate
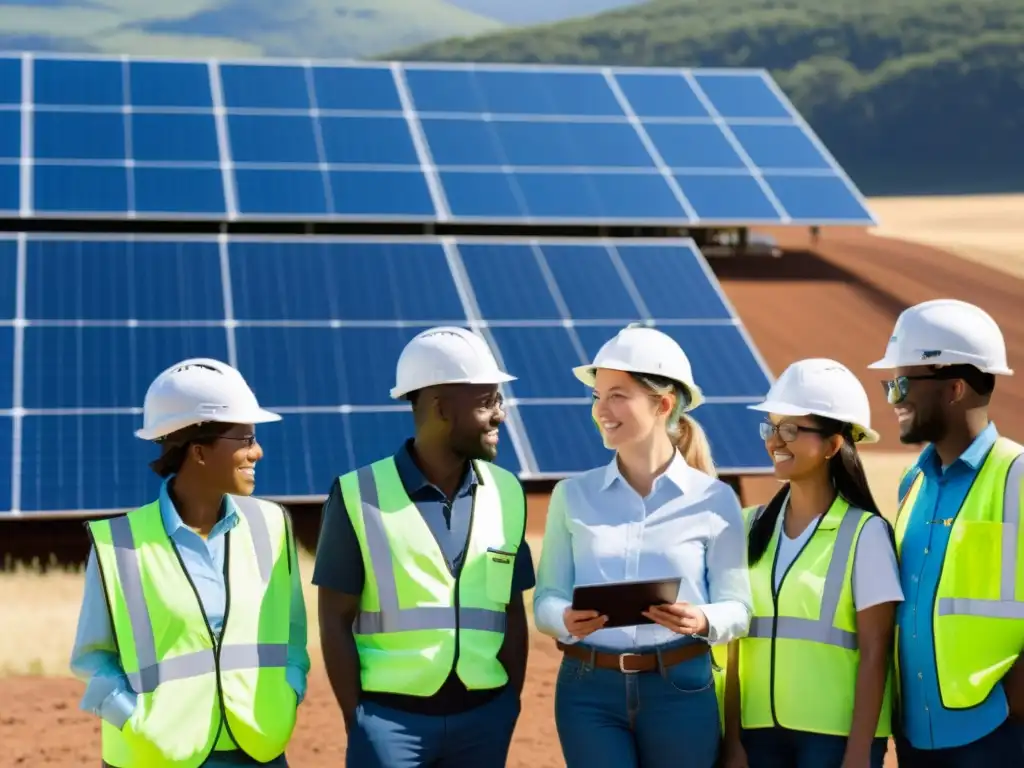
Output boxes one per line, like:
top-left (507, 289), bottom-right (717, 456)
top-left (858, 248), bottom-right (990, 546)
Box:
top-left (759, 421), bottom-right (826, 443)
top-left (881, 373), bottom-right (950, 405)
top-left (219, 434), bottom-right (257, 448)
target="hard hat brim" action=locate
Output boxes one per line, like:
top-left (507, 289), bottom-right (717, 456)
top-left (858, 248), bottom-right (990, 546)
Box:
top-left (748, 400), bottom-right (880, 444)
top-left (135, 407), bottom-right (283, 442)
top-left (573, 364), bottom-right (705, 411)
top-left (389, 371), bottom-right (517, 401)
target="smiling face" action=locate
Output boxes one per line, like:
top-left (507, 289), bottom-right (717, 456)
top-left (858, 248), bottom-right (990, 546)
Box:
top-left (592, 368), bottom-right (673, 450)
top-left (190, 423), bottom-right (263, 496)
top-left (438, 383), bottom-right (506, 462)
top-left (886, 365), bottom-right (957, 445)
top-left (762, 413), bottom-right (840, 482)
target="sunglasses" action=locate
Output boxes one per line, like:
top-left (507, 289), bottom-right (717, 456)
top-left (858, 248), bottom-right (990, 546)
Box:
top-left (881, 372), bottom-right (956, 405)
top-left (759, 421), bottom-right (826, 443)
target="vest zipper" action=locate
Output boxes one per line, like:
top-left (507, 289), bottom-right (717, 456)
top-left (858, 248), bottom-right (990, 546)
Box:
top-left (169, 529), bottom-right (237, 762)
top-left (768, 515), bottom-right (820, 728)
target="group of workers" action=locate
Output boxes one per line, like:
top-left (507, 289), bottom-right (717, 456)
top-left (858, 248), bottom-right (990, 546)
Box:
top-left (67, 297), bottom-right (1023, 768)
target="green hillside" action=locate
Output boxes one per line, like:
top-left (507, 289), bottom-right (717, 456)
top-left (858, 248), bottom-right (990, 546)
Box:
top-left (388, 0), bottom-right (1024, 196)
top-left (0, 0), bottom-right (504, 59)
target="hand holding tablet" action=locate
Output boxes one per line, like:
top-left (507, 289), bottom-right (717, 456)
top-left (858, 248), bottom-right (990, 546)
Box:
top-left (570, 577), bottom-right (682, 629)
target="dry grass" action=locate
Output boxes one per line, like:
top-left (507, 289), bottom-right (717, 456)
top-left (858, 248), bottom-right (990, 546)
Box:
top-left (867, 194), bottom-right (1024, 280)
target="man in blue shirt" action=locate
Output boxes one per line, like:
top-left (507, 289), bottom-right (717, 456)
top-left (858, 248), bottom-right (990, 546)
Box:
top-left (314, 327), bottom-right (535, 768)
top-left (868, 299), bottom-right (1024, 766)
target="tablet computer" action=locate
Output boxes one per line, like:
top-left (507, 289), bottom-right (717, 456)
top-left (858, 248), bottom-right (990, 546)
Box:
top-left (571, 577), bottom-right (682, 629)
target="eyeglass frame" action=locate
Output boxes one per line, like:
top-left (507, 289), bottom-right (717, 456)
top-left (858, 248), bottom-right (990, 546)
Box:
top-left (759, 421), bottom-right (827, 443)
top-left (881, 370), bottom-right (962, 405)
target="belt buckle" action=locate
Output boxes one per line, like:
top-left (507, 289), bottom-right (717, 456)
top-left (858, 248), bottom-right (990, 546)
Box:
top-left (618, 652), bottom-right (642, 674)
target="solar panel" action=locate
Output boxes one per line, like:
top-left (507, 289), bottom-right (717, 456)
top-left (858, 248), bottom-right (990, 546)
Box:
top-left (0, 53), bottom-right (875, 226)
top-left (1, 233), bottom-right (773, 516)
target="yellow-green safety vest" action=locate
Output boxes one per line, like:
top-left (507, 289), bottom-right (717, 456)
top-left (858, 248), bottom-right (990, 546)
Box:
top-left (735, 498), bottom-right (894, 737)
top-left (894, 435), bottom-right (1024, 710)
top-left (340, 457), bottom-right (526, 697)
top-left (87, 495), bottom-right (298, 768)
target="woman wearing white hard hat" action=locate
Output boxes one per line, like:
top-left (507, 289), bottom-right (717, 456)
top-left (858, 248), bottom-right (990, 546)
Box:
top-left (69, 359), bottom-right (309, 768)
top-left (720, 358), bottom-right (902, 768)
top-left (533, 324), bottom-right (752, 768)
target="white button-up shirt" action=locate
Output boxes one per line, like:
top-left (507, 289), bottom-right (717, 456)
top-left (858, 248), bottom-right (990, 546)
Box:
top-left (533, 451), bottom-right (753, 650)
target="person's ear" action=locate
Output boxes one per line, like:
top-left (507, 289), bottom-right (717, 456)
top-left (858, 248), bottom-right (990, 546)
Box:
top-left (190, 443), bottom-right (207, 466)
top-left (949, 378), bottom-right (967, 405)
top-left (825, 435), bottom-right (843, 461)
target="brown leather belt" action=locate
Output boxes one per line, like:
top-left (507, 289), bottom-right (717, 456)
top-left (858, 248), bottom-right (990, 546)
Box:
top-left (557, 639), bottom-right (709, 674)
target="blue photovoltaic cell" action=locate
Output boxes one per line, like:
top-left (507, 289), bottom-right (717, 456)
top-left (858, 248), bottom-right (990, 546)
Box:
top-left (0, 56), bottom-right (21, 105)
top-left (33, 57), bottom-right (123, 106)
top-left (0, 417), bottom-right (12, 512)
top-left (131, 113), bottom-right (219, 163)
top-left (330, 170), bottom-right (435, 218)
top-left (763, 175), bottom-right (873, 222)
top-left (729, 124), bottom-right (830, 170)
top-left (692, 73), bottom-right (791, 120)
top-left (676, 174), bottom-right (779, 221)
top-left (25, 237), bottom-right (223, 320)
top-left (0, 237), bottom-right (16, 318)
top-left (229, 240), bottom-right (465, 321)
top-left (0, 165), bottom-right (17, 213)
top-left (134, 167), bottom-right (227, 215)
top-left (234, 169), bottom-right (327, 216)
top-left (319, 116), bottom-right (419, 165)
top-left (643, 123), bottom-right (744, 170)
top-left (4, 234), bottom-right (772, 514)
top-left (219, 64), bottom-right (310, 110)
top-left (35, 111), bottom-right (125, 160)
top-left (405, 68), bottom-right (624, 116)
top-left (228, 114), bottom-right (319, 164)
top-left (614, 72), bottom-right (709, 119)
top-left (0, 110), bottom-right (19, 159)
top-left (128, 60), bottom-right (213, 108)
top-left (34, 164), bottom-right (128, 213)
top-left (310, 65), bottom-right (402, 112)
top-left (22, 326), bottom-right (229, 409)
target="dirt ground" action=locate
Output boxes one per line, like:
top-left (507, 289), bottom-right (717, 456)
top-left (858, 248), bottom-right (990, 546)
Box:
top-left (3, 219), bottom-right (1021, 767)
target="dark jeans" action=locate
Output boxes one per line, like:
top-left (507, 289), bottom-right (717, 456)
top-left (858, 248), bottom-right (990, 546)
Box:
top-left (554, 644), bottom-right (720, 768)
top-left (740, 726), bottom-right (888, 768)
top-left (346, 684), bottom-right (520, 768)
top-left (894, 716), bottom-right (1024, 768)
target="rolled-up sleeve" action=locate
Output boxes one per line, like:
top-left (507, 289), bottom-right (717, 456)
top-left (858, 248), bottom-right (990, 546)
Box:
top-left (697, 486), bottom-right (753, 645)
top-left (69, 547), bottom-right (137, 730)
top-left (532, 481), bottom-right (576, 641)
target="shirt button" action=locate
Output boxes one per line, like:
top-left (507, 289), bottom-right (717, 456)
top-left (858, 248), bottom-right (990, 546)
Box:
top-left (918, 672), bottom-right (923, 679)
top-left (912, 575), bottom-right (918, 582)
top-left (924, 548), bottom-right (929, 554)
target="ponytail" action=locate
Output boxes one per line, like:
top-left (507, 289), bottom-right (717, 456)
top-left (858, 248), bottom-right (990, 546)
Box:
top-left (676, 412), bottom-right (718, 478)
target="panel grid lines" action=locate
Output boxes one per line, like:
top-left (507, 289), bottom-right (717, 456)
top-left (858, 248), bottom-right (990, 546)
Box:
top-left (0, 52), bottom-right (876, 225)
top-left (527, 242), bottom-right (590, 364)
top-left (10, 233), bottom-right (26, 515)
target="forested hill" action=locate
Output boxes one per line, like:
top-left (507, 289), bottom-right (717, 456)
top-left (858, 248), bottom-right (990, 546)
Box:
top-left (388, 0), bottom-right (1024, 197)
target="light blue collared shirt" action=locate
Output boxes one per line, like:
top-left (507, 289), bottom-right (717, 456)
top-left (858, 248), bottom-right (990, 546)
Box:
top-left (533, 452), bottom-right (753, 651)
top-left (69, 479), bottom-right (310, 749)
top-left (897, 422), bottom-right (1010, 749)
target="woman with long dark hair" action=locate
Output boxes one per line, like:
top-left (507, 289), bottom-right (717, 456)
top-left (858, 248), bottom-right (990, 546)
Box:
top-left (721, 358), bottom-right (903, 768)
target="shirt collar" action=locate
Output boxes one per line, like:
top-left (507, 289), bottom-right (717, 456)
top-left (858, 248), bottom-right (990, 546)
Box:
top-left (394, 438), bottom-right (481, 499)
top-left (601, 450), bottom-right (694, 495)
top-left (158, 476), bottom-right (240, 537)
top-left (916, 421), bottom-right (999, 475)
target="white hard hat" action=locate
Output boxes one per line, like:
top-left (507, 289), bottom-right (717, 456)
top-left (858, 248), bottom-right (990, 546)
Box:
top-left (391, 326), bottom-right (516, 400)
top-left (868, 299), bottom-right (1013, 375)
top-left (135, 358), bottom-right (281, 441)
top-left (572, 325), bottom-right (705, 410)
top-left (749, 358), bottom-right (879, 443)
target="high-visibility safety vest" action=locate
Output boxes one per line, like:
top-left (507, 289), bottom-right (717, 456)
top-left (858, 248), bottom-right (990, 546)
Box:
top-left (894, 435), bottom-right (1024, 710)
top-left (87, 495), bottom-right (297, 768)
top-left (737, 499), bottom-right (894, 738)
top-left (339, 456), bottom-right (526, 697)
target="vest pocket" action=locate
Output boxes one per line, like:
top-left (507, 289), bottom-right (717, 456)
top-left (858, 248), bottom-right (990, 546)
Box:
top-left (946, 521), bottom-right (1003, 594)
top-left (485, 547), bottom-right (516, 604)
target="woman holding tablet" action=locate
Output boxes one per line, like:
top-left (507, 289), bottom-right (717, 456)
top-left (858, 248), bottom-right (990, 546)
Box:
top-left (722, 359), bottom-right (902, 768)
top-left (533, 324), bottom-right (753, 768)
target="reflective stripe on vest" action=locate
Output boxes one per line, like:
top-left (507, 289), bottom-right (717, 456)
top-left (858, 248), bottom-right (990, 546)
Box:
top-left (342, 457), bottom-right (526, 697)
top-left (89, 495), bottom-right (297, 768)
top-left (349, 464), bottom-right (506, 636)
top-left (739, 498), bottom-right (893, 737)
top-left (894, 437), bottom-right (1024, 708)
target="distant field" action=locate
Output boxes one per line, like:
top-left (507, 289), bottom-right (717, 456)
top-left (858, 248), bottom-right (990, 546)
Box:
top-left (867, 194), bottom-right (1024, 280)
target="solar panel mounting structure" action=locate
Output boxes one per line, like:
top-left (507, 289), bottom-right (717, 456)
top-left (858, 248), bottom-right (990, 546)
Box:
top-left (0, 53), bottom-right (881, 517)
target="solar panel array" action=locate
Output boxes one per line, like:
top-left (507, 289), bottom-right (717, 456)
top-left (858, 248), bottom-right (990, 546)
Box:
top-left (0, 234), bottom-right (773, 515)
top-left (0, 54), bottom-right (876, 226)
top-left (0, 53), bottom-right (879, 516)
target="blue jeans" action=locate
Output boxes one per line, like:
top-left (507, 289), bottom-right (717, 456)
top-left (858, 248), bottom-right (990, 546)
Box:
top-left (554, 641), bottom-right (720, 768)
top-left (346, 685), bottom-right (520, 767)
top-left (740, 726), bottom-right (888, 768)
top-left (894, 716), bottom-right (1024, 768)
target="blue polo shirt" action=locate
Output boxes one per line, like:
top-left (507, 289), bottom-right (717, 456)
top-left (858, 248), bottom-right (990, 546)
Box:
top-left (896, 422), bottom-right (1009, 749)
top-left (312, 439), bottom-right (535, 715)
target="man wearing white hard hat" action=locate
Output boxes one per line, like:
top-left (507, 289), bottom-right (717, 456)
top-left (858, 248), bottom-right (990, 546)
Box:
top-left (70, 359), bottom-right (309, 768)
top-left (314, 327), bottom-right (534, 768)
top-left (533, 324), bottom-right (751, 768)
top-left (717, 359), bottom-right (902, 768)
top-left (869, 299), bottom-right (1024, 765)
